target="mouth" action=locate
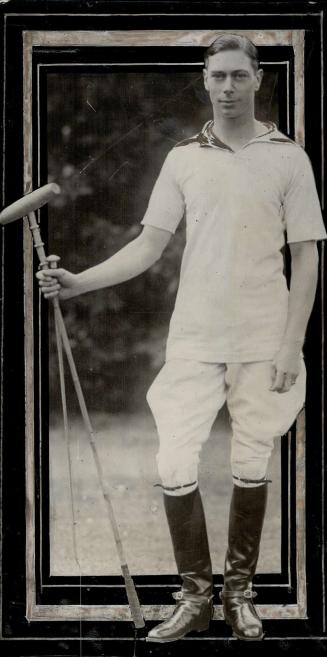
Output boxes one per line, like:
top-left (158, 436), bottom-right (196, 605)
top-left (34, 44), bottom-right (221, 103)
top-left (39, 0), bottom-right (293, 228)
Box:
top-left (219, 100), bottom-right (237, 105)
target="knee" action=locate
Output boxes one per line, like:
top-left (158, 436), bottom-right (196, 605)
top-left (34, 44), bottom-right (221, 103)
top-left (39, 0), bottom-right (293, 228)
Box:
top-left (146, 376), bottom-right (163, 416)
top-left (231, 429), bottom-right (276, 466)
top-left (230, 451), bottom-right (272, 485)
top-left (146, 380), bottom-right (155, 410)
top-left (156, 450), bottom-right (199, 491)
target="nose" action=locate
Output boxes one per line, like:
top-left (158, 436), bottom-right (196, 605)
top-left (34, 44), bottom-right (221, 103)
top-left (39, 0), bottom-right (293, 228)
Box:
top-left (222, 75), bottom-right (234, 94)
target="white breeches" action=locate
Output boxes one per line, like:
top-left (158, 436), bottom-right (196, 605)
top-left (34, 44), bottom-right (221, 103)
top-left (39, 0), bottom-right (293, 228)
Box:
top-left (146, 358), bottom-right (306, 492)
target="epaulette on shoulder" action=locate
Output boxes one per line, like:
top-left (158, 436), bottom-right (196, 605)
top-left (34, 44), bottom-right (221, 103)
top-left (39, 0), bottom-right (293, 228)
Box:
top-left (175, 134), bottom-right (200, 148)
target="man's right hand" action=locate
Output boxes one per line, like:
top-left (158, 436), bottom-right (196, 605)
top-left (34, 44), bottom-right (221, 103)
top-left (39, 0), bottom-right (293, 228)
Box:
top-left (36, 260), bottom-right (79, 300)
top-left (35, 226), bottom-right (172, 301)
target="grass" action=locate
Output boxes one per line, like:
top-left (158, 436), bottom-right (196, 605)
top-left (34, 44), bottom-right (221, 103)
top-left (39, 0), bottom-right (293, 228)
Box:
top-left (49, 409), bottom-right (281, 577)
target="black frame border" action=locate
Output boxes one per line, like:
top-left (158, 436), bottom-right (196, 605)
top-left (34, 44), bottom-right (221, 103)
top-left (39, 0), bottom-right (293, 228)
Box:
top-left (0, 1), bottom-right (326, 654)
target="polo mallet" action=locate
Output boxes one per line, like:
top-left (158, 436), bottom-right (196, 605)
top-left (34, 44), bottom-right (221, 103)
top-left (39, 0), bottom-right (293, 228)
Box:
top-left (0, 184), bottom-right (145, 630)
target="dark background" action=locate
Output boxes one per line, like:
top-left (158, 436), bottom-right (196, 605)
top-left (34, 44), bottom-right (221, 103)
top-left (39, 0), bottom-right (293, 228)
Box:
top-left (47, 69), bottom-right (278, 413)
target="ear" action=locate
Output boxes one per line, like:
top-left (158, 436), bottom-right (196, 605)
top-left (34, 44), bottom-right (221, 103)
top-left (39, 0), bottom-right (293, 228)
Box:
top-left (255, 68), bottom-right (264, 92)
top-left (203, 67), bottom-right (209, 92)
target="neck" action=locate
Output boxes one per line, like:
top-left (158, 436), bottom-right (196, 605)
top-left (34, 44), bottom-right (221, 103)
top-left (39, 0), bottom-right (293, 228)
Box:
top-left (212, 113), bottom-right (264, 143)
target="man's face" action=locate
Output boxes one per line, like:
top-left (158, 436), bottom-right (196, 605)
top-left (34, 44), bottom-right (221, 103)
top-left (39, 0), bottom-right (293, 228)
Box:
top-left (203, 49), bottom-right (263, 120)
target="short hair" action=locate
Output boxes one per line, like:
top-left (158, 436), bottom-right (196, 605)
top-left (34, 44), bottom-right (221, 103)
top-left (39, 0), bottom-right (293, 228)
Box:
top-left (204, 34), bottom-right (259, 71)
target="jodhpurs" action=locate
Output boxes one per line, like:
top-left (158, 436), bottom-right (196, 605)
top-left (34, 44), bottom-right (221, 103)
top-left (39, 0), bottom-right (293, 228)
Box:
top-left (146, 358), bottom-right (306, 491)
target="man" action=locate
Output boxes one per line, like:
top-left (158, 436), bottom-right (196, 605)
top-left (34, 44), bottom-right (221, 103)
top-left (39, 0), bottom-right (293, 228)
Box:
top-left (37, 34), bottom-right (326, 642)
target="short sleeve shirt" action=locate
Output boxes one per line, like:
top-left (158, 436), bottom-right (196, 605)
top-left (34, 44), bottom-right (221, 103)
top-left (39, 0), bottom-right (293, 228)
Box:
top-left (141, 121), bottom-right (327, 362)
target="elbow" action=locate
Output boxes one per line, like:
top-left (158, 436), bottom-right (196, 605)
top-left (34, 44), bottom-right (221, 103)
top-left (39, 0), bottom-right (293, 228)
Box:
top-left (299, 255), bottom-right (319, 283)
top-left (152, 242), bottom-right (167, 262)
top-left (137, 229), bottom-right (169, 265)
top-left (135, 237), bottom-right (163, 270)
top-left (304, 250), bottom-right (319, 279)
top-left (145, 243), bottom-right (165, 267)
top-left (291, 241), bottom-right (319, 274)
top-left (308, 247), bottom-right (319, 276)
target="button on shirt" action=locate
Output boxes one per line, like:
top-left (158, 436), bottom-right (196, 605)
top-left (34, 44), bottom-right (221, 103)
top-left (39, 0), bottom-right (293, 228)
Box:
top-left (141, 121), bottom-right (327, 362)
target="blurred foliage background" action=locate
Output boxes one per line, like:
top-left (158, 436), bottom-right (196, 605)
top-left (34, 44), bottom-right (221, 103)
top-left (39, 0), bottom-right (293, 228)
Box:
top-left (47, 68), bottom-right (278, 413)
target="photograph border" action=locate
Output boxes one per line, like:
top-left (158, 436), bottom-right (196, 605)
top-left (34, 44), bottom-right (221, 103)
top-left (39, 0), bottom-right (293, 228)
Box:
top-left (0, 2), bottom-right (326, 654)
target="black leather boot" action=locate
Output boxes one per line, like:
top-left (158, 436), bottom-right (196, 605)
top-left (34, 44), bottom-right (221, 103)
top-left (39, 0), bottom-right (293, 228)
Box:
top-left (147, 488), bottom-right (213, 643)
top-left (220, 483), bottom-right (268, 641)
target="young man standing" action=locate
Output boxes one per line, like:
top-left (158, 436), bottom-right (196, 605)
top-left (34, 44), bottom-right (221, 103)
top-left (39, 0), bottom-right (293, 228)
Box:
top-left (37, 34), bottom-right (326, 642)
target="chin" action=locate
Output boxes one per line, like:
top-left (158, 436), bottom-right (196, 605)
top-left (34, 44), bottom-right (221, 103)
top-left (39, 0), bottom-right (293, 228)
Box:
top-left (219, 108), bottom-right (240, 118)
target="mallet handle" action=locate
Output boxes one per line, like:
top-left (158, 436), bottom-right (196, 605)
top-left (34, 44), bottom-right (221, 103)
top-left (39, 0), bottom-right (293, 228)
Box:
top-left (28, 211), bottom-right (48, 269)
top-left (30, 215), bottom-right (62, 315)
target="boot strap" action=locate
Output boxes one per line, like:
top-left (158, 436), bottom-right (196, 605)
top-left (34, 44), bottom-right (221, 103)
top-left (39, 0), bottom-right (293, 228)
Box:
top-left (173, 591), bottom-right (213, 604)
top-left (220, 589), bottom-right (257, 600)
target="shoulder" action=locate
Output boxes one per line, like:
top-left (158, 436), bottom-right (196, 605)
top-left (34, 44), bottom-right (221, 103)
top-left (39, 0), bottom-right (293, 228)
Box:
top-left (282, 140), bottom-right (314, 173)
top-left (269, 128), bottom-right (307, 155)
top-left (268, 129), bottom-right (313, 170)
top-left (161, 136), bottom-right (200, 173)
top-left (174, 133), bottom-right (201, 148)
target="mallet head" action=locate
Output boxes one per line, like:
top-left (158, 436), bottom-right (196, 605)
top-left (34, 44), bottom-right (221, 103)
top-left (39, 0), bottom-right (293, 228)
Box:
top-left (0, 183), bottom-right (61, 225)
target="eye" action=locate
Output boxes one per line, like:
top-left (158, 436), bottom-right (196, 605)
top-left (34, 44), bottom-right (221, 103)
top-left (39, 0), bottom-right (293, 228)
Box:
top-left (211, 72), bottom-right (225, 81)
top-left (234, 72), bottom-right (249, 80)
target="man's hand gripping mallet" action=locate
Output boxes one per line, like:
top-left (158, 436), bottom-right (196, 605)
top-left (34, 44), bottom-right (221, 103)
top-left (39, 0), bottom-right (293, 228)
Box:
top-left (0, 184), bottom-right (145, 630)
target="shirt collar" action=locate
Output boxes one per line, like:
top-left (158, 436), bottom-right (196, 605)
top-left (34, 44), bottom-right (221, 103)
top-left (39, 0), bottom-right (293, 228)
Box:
top-left (197, 120), bottom-right (292, 151)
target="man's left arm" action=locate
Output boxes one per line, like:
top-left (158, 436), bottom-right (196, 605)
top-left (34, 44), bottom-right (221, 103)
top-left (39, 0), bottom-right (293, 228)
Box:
top-left (270, 240), bottom-right (319, 393)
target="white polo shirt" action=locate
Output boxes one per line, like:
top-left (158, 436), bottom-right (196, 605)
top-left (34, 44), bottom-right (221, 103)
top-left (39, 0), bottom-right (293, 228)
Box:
top-left (141, 121), bottom-right (327, 363)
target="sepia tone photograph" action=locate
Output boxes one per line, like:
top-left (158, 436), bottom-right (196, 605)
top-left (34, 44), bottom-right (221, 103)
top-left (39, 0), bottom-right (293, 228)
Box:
top-left (0, 2), bottom-right (326, 656)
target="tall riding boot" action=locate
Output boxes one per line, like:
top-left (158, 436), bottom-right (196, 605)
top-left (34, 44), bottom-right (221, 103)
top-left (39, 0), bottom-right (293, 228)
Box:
top-left (220, 483), bottom-right (268, 641)
top-left (147, 487), bottom-right (213, 643)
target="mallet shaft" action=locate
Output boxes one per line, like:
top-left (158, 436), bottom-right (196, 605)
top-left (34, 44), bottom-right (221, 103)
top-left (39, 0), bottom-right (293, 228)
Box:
top-left (48, 256), bottom-right (81, 572)
top-left (55, 296), bottom-right (145, 627)
top-left (39, 256), bottom-right (144, 627)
